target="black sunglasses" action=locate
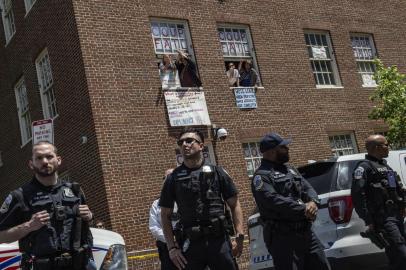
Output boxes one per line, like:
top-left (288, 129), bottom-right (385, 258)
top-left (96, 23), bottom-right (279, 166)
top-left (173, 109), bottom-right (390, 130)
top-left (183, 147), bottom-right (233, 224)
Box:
top-left (177, 138), bottom-right (201, 146)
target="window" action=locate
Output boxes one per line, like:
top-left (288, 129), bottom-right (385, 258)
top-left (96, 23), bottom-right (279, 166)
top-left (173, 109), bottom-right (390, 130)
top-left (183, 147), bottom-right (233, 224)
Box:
top-left (242, 142), bottom-right (262, 177)
top-left (14, 78), bottom-right (32, 145)
top-left (305, 31), bottom-right (341, 87)
top-left (328, 133), bottom-right (358, 157)
top-left (218, 24), bottom-right (261, 87)
top-left (36, 49), bottom-right (58, 119)
top-left (24, 0), bottom-right (36, 13)
top-left (351, 34), bottom-right (377, 87)
top-left (150, 19), bottom-right (202, 89)
top-left (1, 0), bottom-right (15, 43)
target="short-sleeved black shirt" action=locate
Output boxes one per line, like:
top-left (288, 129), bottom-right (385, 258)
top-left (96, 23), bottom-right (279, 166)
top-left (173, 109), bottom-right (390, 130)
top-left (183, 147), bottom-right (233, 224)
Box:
top-left (159, 161), bottom-right (238, 225)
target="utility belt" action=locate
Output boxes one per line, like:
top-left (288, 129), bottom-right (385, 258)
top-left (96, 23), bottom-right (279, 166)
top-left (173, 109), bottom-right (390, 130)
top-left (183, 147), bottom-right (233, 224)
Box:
top-left (22, 246), bottom-right (89, 270)
top-left (177, 216), bottom-right (228, 241)
top-left (266, 219), bottom-right (311, 233)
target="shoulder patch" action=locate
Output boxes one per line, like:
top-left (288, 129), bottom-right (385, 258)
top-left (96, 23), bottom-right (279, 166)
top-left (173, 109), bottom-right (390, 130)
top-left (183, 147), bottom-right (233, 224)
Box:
top-left (354, 167), bottom-right (365, 180)
top-left (253, 175), bottom-right (264, 191)
top-left (0, 194), bottom-right (12, 214)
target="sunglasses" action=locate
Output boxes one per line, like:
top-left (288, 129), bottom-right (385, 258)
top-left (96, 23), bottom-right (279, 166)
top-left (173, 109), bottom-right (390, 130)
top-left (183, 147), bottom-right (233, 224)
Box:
top-left (177, 138), bottom-right (201, 146)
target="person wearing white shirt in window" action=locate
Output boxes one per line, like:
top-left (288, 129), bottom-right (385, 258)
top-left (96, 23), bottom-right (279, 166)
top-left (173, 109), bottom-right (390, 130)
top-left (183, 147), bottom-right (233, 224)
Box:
top-left (149, 169), bottom-right (178, 270)
top-left (226, 62), bottom-right (240, 87)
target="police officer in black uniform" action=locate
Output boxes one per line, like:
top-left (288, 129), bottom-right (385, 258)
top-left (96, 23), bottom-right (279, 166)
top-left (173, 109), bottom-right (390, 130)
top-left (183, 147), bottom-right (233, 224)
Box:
top-left (0, 141), bottom-right (94, 270)
top-left (251, 133), bottom-right (330, 270)
top-left (351, 135), bottom-right (406, 270)
top-left (159, 128), bottom-right (244, 270)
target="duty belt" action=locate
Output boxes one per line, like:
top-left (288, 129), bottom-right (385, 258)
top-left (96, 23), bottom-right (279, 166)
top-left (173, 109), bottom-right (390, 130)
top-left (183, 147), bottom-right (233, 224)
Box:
top-left (183, 224), bottom-right (224, 240)
top-left (34, 252), bottom-right (73, 269)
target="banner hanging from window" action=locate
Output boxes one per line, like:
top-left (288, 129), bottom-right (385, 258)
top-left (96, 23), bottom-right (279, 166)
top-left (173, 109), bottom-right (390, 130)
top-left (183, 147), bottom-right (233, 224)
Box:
top-left (165, 91), bottom-right (211, 126)
top-left (234, 87), bottom-right (257, 109)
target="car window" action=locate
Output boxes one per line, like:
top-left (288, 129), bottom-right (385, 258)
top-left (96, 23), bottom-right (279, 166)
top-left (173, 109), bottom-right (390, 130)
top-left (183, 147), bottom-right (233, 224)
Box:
top-left (298, 162), bottom-right (337, 194)
top-left (333, 160), bottom-right (362, 191)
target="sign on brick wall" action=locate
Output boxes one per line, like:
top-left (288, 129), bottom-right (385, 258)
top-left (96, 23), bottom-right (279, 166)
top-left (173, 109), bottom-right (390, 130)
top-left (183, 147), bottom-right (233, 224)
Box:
top-left (234, 87), bottom-right (257, 109)
top-left (164, 91), bottom-right (211, 126)
top-left (32, 119), bottom-right (54, 144)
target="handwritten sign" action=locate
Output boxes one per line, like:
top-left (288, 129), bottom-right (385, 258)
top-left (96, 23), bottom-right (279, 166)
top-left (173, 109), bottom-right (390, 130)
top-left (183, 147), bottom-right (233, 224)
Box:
top-left (234, 87), bottom-right (257, 109)
top-left (311, 46), bottom-right (327, 59)
top-left (165, 91), bottom-right (211, 126)
top-left (32, 119), bottom-right (54, 144)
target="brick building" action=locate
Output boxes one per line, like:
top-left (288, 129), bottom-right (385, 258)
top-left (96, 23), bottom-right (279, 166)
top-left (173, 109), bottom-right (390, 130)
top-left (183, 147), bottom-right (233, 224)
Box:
top-left (1, 0), bottom-right (405, 264)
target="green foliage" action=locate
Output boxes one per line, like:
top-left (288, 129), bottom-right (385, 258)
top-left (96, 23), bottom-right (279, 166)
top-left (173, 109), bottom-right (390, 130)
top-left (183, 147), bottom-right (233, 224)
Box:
top-left (369, 59), bottom-right (406, 147)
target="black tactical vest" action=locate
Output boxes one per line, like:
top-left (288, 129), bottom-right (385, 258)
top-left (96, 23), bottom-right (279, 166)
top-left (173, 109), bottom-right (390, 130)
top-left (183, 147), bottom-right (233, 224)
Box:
top-left (15, 181), bottom-right (86, 257)
top-left (174, 165), bottom-right (225, 227)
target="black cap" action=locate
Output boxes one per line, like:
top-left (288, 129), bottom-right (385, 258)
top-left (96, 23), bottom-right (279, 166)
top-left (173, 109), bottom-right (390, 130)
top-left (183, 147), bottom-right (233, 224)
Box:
top-left (259, 132), bottom-right (292, 153)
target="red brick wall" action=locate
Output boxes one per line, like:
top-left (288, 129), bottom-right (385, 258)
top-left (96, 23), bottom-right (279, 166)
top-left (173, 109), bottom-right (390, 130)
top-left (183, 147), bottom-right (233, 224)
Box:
top-left (1, 1), bottom-right (406, 267)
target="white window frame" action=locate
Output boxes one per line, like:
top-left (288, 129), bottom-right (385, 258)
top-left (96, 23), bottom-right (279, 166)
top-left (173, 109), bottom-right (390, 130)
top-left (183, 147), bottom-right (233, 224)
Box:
top-left (36, 49), bottom-right (58, 119)
top-left (150, 18), bottom-right (195, 58)
top-left (350, 34), bottom-right (377, 87)
top-left (328, 133), bottom-right (358, 157)
top-left (24, 0), bottom-right (36, 14)
top-left (14, 78), bottom-right (32, 146)
top-left (242, 141), bottom-right (262, 177)
top-left (1, 0), bottom-right (16, 44)
top-left (305, 30), bottom-right (341, 88)
top-left (217, 24), bottom-right (261, 86)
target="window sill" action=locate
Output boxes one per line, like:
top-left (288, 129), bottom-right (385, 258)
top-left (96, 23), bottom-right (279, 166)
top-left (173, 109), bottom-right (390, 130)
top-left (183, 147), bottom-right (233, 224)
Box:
top-left (362, 85), bottom-right (377, 88)
top-left (315, 85), bottom-right (344, 89)
top-left (161, 86), bottom-right (203, 91)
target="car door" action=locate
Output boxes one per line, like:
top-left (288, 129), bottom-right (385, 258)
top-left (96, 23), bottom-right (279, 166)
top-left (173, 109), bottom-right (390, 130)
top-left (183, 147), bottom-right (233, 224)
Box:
top-left (299, 162), bottom-right (338, 249)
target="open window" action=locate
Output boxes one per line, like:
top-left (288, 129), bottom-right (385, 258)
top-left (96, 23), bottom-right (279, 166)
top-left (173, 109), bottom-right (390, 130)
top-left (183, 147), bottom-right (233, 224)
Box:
top-left (150, 19), bottom-right (201, 89)
top-left (217, 24), bottom-right (261, 87)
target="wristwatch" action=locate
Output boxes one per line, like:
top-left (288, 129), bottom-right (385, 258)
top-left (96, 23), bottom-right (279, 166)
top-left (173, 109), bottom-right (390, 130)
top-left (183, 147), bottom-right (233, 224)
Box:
top-left (236, 233), bottom-right (244, 242)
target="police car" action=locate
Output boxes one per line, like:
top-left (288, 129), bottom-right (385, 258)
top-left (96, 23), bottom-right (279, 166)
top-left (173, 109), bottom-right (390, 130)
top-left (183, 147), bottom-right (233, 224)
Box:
top-left (248, 150), bottom-right (406, 270)
top-left (0, 227), bottom-right (127, 270)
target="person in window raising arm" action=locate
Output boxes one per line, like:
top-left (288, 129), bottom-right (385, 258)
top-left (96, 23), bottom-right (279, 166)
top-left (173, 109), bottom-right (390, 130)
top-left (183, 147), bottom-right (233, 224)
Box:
top-left (0, 141), bottom-right (94, 270)
top-left (159, 128), bottom-right (244, 270)
top-left (238, 60), bottom-right (260, 87)
top-left (175, 49), bottom-right (202, 88)
top-left (351, 135), bottom-right (406, 270)
top-left (149, 168), bottom-right (179, 270)
top-left (159, 54), bottom-right (180, 89)
top-left (251, 133), bottom-right (330, 270)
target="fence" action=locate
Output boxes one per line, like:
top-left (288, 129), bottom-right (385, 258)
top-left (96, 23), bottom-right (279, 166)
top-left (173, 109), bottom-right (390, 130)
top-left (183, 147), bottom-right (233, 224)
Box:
top-left (127, 243), bottom-right (251, 270)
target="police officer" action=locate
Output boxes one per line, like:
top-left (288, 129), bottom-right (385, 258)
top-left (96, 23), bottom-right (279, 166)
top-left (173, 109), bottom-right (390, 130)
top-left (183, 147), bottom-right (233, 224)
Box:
top-left (351, 135), bottom-right (406, 270)
top-left (251, 133), bottom-right (330, 270)
top-left (0, 141), bottom-right (94, 270)
top-left (159, 128), bottom-right (244, 270)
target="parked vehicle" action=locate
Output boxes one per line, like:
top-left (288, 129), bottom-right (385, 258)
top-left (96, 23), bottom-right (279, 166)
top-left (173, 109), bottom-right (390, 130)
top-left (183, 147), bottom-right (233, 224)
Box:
top-left (0, 227), bottom-right (128, 270)
top-left (248, 150), bottom-right (406, 270)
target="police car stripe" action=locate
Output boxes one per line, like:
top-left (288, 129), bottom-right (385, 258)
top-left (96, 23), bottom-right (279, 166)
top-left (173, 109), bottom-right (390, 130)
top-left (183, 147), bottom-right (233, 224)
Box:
top-left (0, 254), bottom-right (21, 270)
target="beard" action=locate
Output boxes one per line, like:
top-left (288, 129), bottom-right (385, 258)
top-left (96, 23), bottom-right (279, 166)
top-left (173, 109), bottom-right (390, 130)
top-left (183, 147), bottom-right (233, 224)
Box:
top-left (276, 152), bottom-right (289, 164)
top-left (33, 165), bottom-right (58, 177)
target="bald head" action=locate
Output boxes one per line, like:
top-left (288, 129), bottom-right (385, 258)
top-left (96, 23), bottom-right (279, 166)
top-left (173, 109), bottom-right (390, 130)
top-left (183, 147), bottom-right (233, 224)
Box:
top-left (365, 134), bottom-right (389, 159)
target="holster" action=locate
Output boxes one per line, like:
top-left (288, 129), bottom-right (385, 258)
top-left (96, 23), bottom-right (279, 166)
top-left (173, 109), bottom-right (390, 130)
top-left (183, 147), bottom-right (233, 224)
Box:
top-left (72, 246), bottom-right (89, 270)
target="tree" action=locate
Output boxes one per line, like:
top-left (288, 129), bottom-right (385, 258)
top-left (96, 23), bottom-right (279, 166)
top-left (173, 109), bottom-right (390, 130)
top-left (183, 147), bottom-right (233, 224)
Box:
top-left (369, 59), bottom-right (406, 148)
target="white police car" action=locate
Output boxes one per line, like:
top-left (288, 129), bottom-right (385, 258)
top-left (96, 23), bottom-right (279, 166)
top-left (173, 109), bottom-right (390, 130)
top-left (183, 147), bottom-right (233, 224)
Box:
top-left (248, 150), bottom-right (406, 270)
top-left (0, 227), bottom-right (127, 270)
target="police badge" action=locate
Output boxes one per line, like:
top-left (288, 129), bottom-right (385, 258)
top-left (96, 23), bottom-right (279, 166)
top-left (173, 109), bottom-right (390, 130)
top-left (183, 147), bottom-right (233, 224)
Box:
top-left (63, 187), bottom-right (75, 197)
